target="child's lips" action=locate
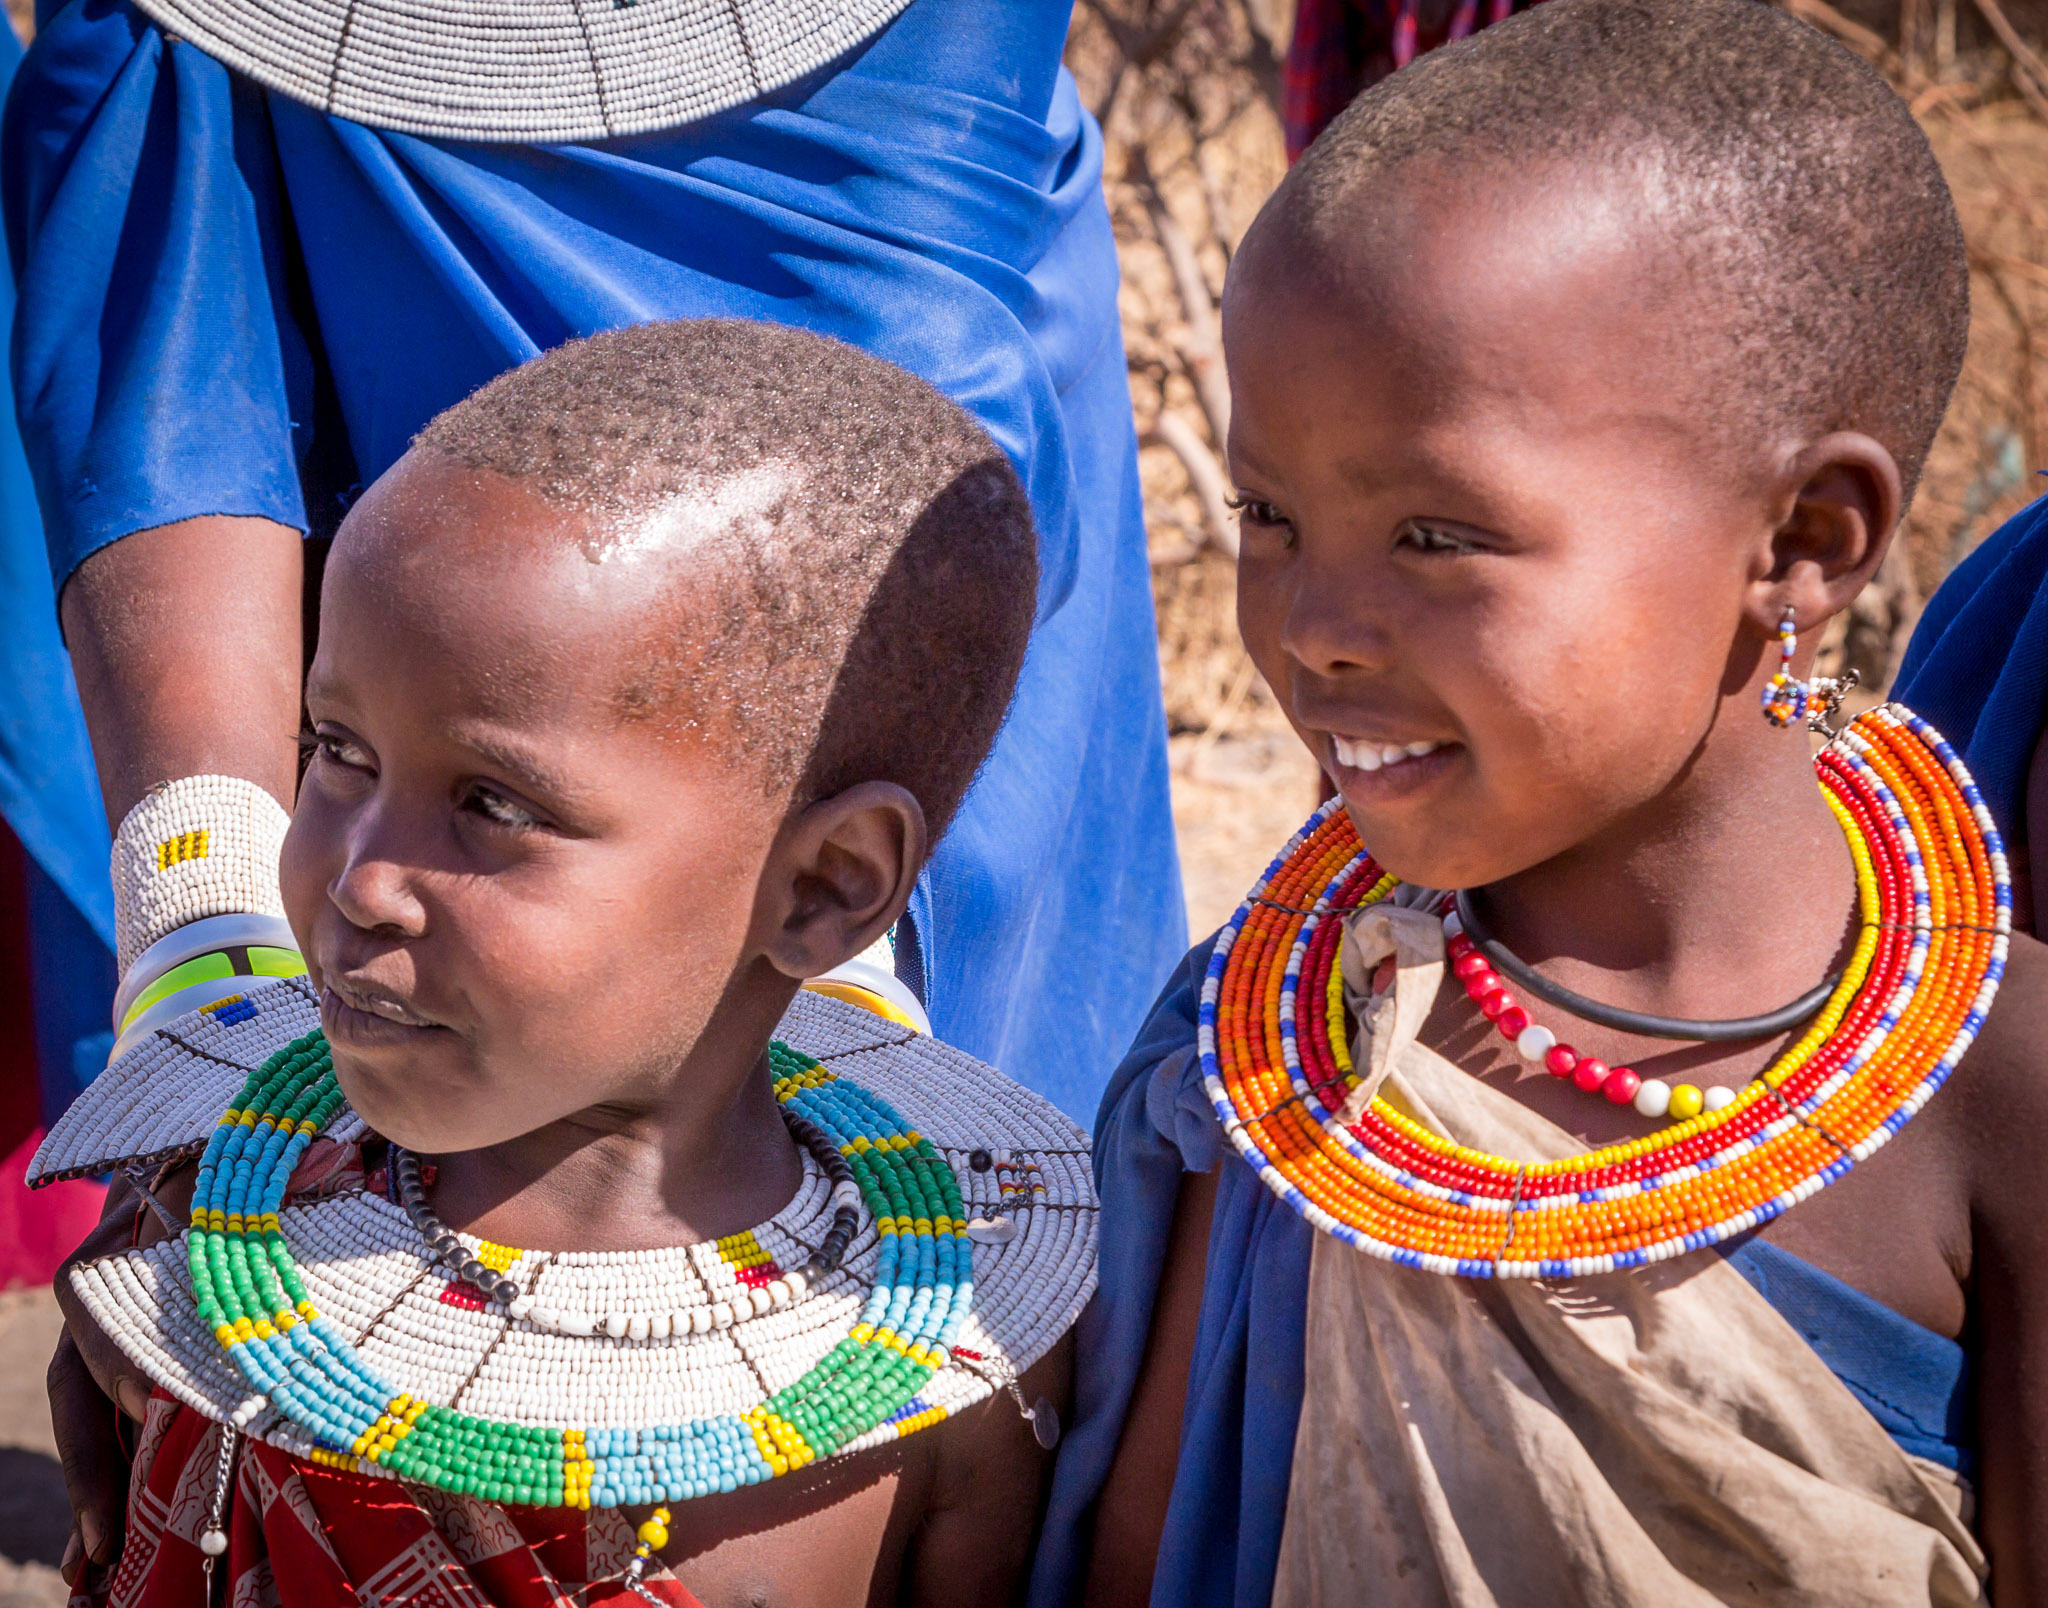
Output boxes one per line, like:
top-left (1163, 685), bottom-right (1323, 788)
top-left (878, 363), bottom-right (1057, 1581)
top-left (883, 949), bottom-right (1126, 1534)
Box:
top-left (320, 980), bottom-right (445, 1045)
top-left (1326, 733), bottom-right (1460, 796)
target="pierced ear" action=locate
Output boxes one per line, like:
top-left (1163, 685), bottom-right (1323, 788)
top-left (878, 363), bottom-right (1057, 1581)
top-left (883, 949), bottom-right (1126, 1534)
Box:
top-left (1747, 432), bottom-right (1903, 640)
top-left (755, 781), bottom-right (926, 983)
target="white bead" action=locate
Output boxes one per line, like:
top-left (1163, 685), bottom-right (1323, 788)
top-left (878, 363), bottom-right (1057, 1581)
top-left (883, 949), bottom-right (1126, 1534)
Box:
top-left (689, 1307), bottom-right (713, 1335)
top-left (603, 1312), bottom-right (629, 1340)
top-left (1704, 1086), bottom-right (1737, 1112)
top-left (559, 1312), bottom-right (596, 1338)
top-left (626, 1315), bottom-right (649, 1342)
top-left (649, 1313), bottom-right (671, 1340)
top-left (1514, 1025), bottom-right (1555, 1062)
top-left (199, 1529), bottom-right (228, 1558)
top-left (508, 1296), bottom-right (535, 1322)
top-left (1441, 909), bottom-right (1463, 939)
top-left (710, 1301), bottom-right (734, 1327)
top-left (1632, 1080), bottom-right (1672, 1119)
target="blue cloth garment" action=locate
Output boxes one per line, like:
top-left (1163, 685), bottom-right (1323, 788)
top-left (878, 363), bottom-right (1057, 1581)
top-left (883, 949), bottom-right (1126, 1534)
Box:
top-left (1032, 933), bottom-right (1313, 1608)
top-left (2, 0), bottom-right (1186, 1123)
top-left (1033, 937), bottom-right (1977, 1608)
top-left (1894, 490), bottom-right (2048, 852)
top-left (1725, 1237), bottom-right (1972, 1477)
top-left (0, 18), bottom-right (116, 1123)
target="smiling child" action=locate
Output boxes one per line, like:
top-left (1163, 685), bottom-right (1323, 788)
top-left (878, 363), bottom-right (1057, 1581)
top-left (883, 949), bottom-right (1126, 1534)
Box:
top-left (1036, 2), bottom-right (2048, 1604)
top-left (31, 320), bottom-right (1096, 1608)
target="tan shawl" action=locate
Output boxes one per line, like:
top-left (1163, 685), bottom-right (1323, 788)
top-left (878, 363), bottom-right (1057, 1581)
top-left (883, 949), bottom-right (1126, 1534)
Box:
top-left (1270, 903), bottom-right (1987, 1608)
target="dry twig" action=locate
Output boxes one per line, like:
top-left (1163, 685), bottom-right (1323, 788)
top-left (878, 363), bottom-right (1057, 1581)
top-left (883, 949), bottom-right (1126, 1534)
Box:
top-left (1147, 411), bottom-right (1240, 556)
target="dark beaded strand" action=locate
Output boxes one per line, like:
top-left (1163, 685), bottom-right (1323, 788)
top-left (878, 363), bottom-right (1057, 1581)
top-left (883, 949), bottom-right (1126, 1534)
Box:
top-left (392, 1096), bottom-right (864, 1310)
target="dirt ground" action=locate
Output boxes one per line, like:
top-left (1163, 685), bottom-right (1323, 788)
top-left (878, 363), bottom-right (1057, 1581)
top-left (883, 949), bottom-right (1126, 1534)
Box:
top-left (0, 1289), bottom-right (70, 1608)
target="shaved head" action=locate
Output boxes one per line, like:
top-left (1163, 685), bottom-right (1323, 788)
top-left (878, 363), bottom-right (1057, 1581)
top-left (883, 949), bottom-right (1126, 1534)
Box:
top-left (409, 320), bottom-right (1037, 835)
top-left (1268, 0), bottom-right (1967, 492)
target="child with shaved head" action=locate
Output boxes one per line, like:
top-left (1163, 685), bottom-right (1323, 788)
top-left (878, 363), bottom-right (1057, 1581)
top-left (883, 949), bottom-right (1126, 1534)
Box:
top-left (35, 319), bottom-right (1093, 1608)
top-left (1038, 2), bottom-right (2047, 1604)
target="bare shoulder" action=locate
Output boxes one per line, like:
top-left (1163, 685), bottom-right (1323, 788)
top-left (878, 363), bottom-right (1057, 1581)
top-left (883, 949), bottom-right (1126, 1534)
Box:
top-left (1949, 928), bottom-right (2048, 1207)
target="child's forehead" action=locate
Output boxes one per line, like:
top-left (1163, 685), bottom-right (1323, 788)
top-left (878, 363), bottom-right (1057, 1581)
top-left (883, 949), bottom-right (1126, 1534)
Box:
top-left (1228, 171), bottom-right (1713, 454)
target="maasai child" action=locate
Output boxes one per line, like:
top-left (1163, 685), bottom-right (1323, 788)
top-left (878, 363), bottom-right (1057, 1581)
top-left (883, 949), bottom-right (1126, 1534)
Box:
top-left (1035, 2), bottom-right (2048, 1604)
top-left (29, 319), bottom-right (1097, 1608)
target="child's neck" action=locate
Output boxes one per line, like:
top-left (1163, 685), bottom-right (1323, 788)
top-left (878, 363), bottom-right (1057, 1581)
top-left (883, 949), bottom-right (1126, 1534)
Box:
top-left (421, 978), bottom-right (808, 1255)
top-left (1477, 722), bottom-right (1856, 1024)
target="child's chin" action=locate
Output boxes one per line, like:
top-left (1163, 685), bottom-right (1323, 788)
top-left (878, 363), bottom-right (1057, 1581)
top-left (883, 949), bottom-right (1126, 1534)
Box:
top-left (331, 1065), bottom-right (486, 1155)
top-left (1338, 802), bottom-right (1507, 895)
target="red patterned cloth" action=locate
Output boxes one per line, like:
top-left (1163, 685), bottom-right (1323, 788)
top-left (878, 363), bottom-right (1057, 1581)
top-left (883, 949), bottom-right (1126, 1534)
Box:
top-left (1282, 0), bottom-right (1541, 161)
top-left (85, 1395), bottom-right (703, 1608)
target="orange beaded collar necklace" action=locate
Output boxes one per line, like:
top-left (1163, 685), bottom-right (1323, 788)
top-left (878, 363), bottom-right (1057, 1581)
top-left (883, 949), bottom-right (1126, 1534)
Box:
top-left (1197, 705), bottom-right (2008, 1279)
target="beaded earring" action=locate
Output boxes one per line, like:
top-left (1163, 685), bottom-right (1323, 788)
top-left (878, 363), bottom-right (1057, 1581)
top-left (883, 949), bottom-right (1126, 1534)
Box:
top-left (1760, 608), bottom-right (1857, 735)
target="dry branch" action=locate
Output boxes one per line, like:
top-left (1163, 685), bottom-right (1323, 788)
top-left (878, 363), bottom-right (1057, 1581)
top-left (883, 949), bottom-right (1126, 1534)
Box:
top-left (1973, 250), bottom-right (2045, 466)
top-left (1778, 0), bottom-right (1904, 73)
top-left (1972, 0), bottom-right (2048, 101)
top-left (1147, 410), bottom-right (1241, 557)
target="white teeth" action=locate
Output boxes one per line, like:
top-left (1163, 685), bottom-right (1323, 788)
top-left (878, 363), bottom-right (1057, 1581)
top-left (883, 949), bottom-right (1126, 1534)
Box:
top-left (1331, 735), bottom-right (1443, 773)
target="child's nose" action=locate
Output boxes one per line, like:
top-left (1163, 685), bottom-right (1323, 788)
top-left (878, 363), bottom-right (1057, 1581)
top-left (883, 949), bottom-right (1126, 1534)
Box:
top-left (1280, 575), bottom-right (1396, 680)
top-left (328, 853), bottom-right (429, 937)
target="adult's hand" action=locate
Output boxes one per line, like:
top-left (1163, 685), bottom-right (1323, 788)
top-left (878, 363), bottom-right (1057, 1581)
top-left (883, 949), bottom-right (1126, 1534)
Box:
top-left (49, 1168), bottom-right (191, 1585)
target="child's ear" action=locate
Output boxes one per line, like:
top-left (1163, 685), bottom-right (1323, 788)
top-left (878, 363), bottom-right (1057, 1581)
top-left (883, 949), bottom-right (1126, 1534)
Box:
top-left (1746, 431), bottom-right (1904, 641)
top-left (756, 781), bottom-right (927, 982)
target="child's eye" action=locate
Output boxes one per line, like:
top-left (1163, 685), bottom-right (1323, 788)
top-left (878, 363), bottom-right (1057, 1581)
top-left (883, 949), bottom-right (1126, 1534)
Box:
top-left (1226, 494), bottom-right (1295, 545)
top-left (1393, 519), bottom-right (1482, 556)
top-left (464, 785), bottom-right (543, 831)
top-left (303, 729), bottom-right (374, 772)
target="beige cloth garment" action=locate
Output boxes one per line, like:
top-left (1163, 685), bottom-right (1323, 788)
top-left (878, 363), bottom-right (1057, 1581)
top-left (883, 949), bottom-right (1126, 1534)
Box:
top-left (1270, 903), bottom-right (1988, 1608)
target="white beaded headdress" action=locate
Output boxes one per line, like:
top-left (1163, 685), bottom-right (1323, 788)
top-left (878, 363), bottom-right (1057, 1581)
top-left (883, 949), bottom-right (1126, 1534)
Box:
top-left (32, 985), bottom-right (1096, 1478)
top-left (128, 0), bottom-right (915, 143)
top-left (111, 775), bottom-right (291, 976)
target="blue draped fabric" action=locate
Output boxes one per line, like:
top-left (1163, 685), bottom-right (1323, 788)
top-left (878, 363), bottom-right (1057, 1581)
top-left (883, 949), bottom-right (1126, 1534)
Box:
top-left (1031, 933), bottom-right (1313, 1608)
top-left (3, 0), bottom-right (1185, 1123)
top-left (1894, 491), bottom-right (2048, 860)
top-left (1033, 937), bottom-right (1977, 1607)
top-left (0, 19), bottom-right (116, 1124)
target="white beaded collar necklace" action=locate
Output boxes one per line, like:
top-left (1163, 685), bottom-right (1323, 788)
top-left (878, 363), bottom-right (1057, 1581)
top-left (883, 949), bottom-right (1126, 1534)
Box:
top-left (34, 981), bottom-right (1098, 1505)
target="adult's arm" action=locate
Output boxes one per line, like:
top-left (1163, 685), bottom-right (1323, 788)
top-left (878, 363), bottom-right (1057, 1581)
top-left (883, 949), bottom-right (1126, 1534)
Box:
top-left (9, 3), bottom-right (319, 1574)
top-left (62, 514), bottom-right (303, 825)
top-left (7, 2), bottom-right (318, 824)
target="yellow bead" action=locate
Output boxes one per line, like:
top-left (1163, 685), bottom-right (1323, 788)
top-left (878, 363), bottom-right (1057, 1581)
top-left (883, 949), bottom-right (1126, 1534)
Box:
top-left (1668, 1084), bottom-right (1705, 1120)
top-left (636, 1521), bottom-right (669, 1550)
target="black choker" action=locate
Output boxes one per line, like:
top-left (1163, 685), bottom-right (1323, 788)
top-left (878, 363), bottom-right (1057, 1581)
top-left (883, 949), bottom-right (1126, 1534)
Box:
top-left (1451, 888), bottom-right (1841, 1043)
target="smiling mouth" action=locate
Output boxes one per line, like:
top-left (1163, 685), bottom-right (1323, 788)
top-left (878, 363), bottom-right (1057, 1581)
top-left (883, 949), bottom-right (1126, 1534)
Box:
top-left (1330, 735), bottom-right (1445, 774)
